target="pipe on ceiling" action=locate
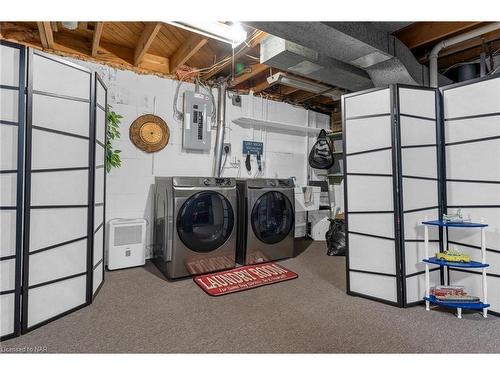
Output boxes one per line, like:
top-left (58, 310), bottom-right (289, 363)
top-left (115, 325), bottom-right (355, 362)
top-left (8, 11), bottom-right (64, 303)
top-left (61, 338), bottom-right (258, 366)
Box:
top-left (429, 22), bottom-right (500, 87)
top-left (213, 82), bottom-right (227, 177)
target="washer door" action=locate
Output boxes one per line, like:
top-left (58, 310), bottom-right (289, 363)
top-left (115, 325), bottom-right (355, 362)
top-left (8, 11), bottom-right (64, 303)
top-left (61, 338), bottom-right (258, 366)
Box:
top-left (177, 191), bottom-right (234, 252)
top-left (251, 191), bottom-right (294, 244)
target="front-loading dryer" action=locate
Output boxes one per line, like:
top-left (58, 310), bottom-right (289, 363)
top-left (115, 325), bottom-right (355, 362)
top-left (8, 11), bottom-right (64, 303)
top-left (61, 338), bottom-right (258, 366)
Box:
top-left (153, 176), bottom-right (237, 279)
top-left (236, 178), bottom-right (295, 265)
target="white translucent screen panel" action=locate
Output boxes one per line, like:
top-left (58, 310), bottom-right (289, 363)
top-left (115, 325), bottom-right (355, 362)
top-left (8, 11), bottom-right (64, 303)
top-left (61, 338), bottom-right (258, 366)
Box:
top-left (96, 82), bottom-right (106, 108)
top-left (93, 226), bottom-right (104, 266)
top-left (96, 107), bottom-right (106, 144)
top-left (93, 263), bottom-right (103, 294)
top-left (447, 181), bottom-right (500, 206)
top-left (29, 239), bottom-right (87, 286)
top-left (32, 54), bottom-right (90, 100)
top-left (31, 170), bottom-right (88, 206)
top-left (32, 94), bottom-right (90, 137)
top-left (344, 88), bottom-right (390, 118)
top-left (347, 175), bottom-right (394, 212)
top-left (0, 44), bottom-right (20, 86)
top-left (446, 208), bottom-right (500, 251)
top-left (0, 294), bottom-right (15, 336)
top-left (345, 116), bottom-right (392, 154)
top-left (0, 211), bottom-right (16, 257)
top-left (446, 139), bottom-right (500, 182)
top-left (349, 272), bottom-right (397, 302)
top-left (406, 271), bottom-right (440, 304)
top-left (404, 241), bottom-right (441, 275)
top-left (27, 275), bottom-right (87, 327)
top-left (95, 145), bottom-right (104, 166)
top-left (402, 178), bottom-right (438, 211)
top-left (0, 258), bottom-right (16, 292)
top-left (94, 168), bottom-right (104, 204)
top-left (400, 117), bottom-right (436, 147)
top-left (1, 124), bottom-right (18, 169)
top-left (445, 116), bottom-right (500, 144)
top-left (449, 271), bottom-right (500, 313)
top-left (404, 208), bottom-right (440, 241)
top-left (31, 129), bottom-right (89, 170)
top-left (0, 173), bottom-right (16, 206)
top-left (398, 88), bottom-right (436, 119)
top-left (444, 78), bottom-right (500, 119)
top-left (401, 147), bottom-right (438, 179)
top-left (348, 234), bottom-right (396, 274)
top-left (348, 213), bottom-right (395, 239)
top-left (448, 243), bottom-right (500, 275)
top-left (346, 149), bottom-right (392, 175)
top-left (30, 207), bottom-right (88, 251)
top-left (94, 205), bottom-right (104, 231)
top-left (0, 89), bottom-right (18, 122)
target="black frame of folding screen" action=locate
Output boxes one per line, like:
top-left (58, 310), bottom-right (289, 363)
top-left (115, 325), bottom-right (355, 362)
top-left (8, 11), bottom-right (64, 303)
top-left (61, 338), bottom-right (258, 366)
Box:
top-left (342, 85), bottom-right (404, 308)
top-left (0, 40), bottom-right (26, 341)
top-left (440, 73), bottom-right (500, 316)
top-left (21, 48), bottom-right (99, 334)
top-left (91, 73), bottom-right (107, 300)
top-left (394, 84), bottom-right (444, 307)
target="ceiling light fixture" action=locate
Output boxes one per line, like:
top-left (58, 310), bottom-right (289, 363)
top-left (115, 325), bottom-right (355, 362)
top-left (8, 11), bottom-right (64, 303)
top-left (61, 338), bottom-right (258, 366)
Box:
top-left (267, 72), bottom-right (343, 100)
top-left (61, 22), bottom-right (78, 30)
top-left (167, 21), bottom-right (247, 48)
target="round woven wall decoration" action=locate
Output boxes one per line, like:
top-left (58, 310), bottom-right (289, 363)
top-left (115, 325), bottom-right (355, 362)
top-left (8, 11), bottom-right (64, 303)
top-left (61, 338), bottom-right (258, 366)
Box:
top-left (129, 114), bottom-right (169, 153)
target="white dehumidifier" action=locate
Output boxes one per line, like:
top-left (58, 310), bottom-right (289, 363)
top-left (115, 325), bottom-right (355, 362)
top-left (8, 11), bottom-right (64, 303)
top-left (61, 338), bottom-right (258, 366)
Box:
top-left (107, 218), bottom-right (147, 270)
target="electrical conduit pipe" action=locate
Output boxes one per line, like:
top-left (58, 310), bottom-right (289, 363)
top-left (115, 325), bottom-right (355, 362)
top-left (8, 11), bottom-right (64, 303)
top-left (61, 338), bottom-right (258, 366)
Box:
top-left (429, 22), bottom-right (500, 87)
top-left (213, 82), bottom-right (227, 177)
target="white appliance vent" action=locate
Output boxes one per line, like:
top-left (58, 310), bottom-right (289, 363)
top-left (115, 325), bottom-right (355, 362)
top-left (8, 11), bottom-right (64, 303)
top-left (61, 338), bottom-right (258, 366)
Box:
top-left (108, 218), bottom-right (147, 270)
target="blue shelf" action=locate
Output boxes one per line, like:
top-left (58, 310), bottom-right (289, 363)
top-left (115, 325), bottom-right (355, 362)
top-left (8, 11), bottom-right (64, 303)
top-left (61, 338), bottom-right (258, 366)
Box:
top-left (423, 257), bottom-right (489, 268)
top-left (422, 219), bottom-right (488, 228)
top-left (424, 296), bottom-right (490, 310)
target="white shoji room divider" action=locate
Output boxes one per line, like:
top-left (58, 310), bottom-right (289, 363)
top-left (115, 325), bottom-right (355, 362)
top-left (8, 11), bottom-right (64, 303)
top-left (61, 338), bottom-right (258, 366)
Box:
top-left (342, 84), bottom-right (441, 307)
top-left (1, 41), bottom-right (25, 340)
top-left (0, 44), bottom-right (107, 340)
top-left (442, 75), bottom-right (500, 315)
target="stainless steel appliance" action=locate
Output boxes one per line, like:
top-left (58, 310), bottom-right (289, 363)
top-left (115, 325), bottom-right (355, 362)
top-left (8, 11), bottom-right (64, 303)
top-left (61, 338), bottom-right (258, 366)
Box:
top-left (236, 178), bottom-right (295, 265)
top-left (153, 176), bottom-right (237, 279)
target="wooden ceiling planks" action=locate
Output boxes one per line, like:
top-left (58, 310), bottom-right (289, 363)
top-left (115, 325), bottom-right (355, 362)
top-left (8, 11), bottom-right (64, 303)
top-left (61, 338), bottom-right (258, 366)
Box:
top-left (0, 21), bottom-right (337, 113)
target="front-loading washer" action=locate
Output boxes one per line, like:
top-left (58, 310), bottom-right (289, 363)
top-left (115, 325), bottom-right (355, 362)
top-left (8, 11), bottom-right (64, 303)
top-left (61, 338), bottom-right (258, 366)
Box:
top-left (153, 176), bottom-right (237, 279)
top-left (236, 178), bottom-right (295, 265)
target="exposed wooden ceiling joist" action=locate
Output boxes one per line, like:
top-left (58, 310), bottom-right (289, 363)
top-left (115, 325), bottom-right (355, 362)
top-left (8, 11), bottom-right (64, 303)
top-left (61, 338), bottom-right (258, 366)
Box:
top-left (92, 22), bottom-right (104, 57)
top-left (230, 63), bottom-right (269, 87)
top-left (395, 22), bottom-right (484, 49)
top-left (1, 22), bottom-right (170, 76)
top-left (170, 33), bottom-right (208, 73)
top-left (202, 30), bottom-right (267, 80)
top-left (251, 79), bottom-right (274, 93)
top-left (134, 22), bottom-right (162, 66)
top-left (37, 21), bottom-right (54, 49)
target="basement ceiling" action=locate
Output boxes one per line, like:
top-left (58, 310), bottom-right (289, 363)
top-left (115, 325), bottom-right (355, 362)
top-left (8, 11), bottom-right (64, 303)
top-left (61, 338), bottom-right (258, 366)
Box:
top-left (1, 21), bottom-right (498, 114)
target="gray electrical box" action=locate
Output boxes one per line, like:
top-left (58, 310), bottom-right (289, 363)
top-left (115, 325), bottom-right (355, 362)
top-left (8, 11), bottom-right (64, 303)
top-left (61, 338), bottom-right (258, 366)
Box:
top-left (182, 90), bottom-right (213, 151)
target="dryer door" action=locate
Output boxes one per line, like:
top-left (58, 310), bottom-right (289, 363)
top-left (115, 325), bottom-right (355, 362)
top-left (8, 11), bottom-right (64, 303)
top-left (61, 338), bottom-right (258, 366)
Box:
top-left (251, 191), bottom-right (294, 244)
top-left (176, 191), bottom-right (235, 252)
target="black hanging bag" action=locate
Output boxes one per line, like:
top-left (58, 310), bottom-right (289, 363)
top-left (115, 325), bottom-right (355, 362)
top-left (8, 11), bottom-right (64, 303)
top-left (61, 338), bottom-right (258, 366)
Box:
top-left (326, 218), bottom-right (346, 256)
top-left (308, 129), bottom-right (334, 169)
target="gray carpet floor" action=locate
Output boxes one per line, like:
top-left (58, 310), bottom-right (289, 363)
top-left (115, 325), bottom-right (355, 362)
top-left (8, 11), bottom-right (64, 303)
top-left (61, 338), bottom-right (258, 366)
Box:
top-left (2, 240), bottom-right (500, 353)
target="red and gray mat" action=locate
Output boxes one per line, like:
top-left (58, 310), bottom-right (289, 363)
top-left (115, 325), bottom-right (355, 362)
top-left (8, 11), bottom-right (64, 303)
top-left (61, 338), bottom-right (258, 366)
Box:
top-left (194, 262), bottom-right (298, 296)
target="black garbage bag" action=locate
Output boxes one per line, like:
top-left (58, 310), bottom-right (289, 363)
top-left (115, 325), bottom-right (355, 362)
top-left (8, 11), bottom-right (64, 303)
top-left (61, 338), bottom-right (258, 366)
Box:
top-left (308, 129), bottom-right (334, 170)
top-left (326, 218), bottom-right (346, 256)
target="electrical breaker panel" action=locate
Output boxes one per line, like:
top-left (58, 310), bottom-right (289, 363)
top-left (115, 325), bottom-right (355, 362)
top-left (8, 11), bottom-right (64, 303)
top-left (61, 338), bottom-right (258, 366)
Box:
top-left (182, 90), bottom-right (213, 151)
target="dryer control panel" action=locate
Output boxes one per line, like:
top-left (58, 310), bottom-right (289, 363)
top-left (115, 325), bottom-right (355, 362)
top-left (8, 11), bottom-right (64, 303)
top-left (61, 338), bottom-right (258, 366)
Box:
top-left (173, 176), bottom-right (235, 187)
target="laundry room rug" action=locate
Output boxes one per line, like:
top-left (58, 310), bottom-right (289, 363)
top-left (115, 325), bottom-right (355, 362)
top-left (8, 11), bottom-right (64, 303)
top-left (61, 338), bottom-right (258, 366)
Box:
top-left (194, 262), bottom-right (298, 296)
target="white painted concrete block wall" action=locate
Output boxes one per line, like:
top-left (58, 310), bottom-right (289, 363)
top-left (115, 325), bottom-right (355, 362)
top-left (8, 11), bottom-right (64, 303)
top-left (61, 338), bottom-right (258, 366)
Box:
top-left (68, 58), bottom-right (331, 256)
